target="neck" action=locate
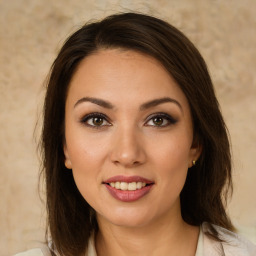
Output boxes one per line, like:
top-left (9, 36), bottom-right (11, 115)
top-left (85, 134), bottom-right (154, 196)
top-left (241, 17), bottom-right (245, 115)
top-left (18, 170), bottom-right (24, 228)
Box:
top-left (96, 214), bottom-right (199, 256)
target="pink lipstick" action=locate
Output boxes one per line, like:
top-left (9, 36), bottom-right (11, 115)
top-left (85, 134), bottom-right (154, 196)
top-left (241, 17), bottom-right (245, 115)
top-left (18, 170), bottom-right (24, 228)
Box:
top-left (103, 175), bottom-right (154, 202)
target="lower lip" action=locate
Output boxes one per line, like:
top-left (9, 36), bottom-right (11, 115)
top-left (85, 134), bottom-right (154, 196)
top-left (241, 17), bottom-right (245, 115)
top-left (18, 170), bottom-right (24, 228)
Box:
top-left (104, 184), bottom-right (153, 202)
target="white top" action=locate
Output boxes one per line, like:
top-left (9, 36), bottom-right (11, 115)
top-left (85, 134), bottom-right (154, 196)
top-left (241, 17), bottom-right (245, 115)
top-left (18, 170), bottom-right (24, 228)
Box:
top-left (14, 223), bottom-right (256, 256)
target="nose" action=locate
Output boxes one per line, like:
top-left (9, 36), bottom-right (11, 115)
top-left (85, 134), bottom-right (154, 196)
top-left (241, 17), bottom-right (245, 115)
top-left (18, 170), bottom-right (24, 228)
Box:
top-left (110, 126), bottom-right (146, 168)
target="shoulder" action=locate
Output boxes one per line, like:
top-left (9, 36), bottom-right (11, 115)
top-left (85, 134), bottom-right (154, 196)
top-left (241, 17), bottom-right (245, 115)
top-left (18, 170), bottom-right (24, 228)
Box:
top-left (13, 247), bottom-right (51, 256)
top-left (202, 222), bottom-right (256, 256)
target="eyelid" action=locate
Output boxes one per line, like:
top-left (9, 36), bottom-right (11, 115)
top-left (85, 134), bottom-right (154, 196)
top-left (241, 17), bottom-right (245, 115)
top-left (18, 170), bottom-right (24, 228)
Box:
top-left (145, 112), bottom-right (177, 126)
top-left (80, 112), bottom-right (112, 127)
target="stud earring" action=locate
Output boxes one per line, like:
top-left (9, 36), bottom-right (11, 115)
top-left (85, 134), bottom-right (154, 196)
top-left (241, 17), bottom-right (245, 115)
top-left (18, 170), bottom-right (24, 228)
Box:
top-left (192, 160), bottom-right (196, 166)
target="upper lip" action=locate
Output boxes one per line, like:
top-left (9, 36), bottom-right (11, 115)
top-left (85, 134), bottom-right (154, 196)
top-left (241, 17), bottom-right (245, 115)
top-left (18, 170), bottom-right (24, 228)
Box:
top-left (103, 175), bottom-right (154, 184)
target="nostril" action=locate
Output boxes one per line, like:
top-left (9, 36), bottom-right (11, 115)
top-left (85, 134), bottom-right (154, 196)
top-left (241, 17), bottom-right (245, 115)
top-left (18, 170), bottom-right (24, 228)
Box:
top-left (110, 141), bottom-right (146, 167)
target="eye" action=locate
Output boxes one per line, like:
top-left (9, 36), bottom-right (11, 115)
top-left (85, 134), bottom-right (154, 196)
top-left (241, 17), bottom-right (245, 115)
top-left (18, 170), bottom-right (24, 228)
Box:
top-left (81, 113), bottom-right (111, 128)
top-left (145, 113), bottom-right (177, 127)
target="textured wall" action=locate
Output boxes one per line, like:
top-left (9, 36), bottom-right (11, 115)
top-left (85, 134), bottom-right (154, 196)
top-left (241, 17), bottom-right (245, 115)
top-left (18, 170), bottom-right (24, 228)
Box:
top-left (1, 0), bottom-right (255, 255)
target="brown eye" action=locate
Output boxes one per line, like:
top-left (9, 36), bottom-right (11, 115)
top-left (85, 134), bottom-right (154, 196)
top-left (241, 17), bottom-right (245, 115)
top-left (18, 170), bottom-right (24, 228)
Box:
top-left (152, 117), bottom-right (164, 126)
top-left (92, 117), bottom-right (104, 126)
top-left (81, 113), bottom-right (111, 128)
top-left (145, 113), bottom-right (177, 127)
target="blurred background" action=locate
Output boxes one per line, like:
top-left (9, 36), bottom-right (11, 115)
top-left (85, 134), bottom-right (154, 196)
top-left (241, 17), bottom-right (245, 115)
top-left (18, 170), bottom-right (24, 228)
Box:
top-left (0, 0), bottom-right (255, 255)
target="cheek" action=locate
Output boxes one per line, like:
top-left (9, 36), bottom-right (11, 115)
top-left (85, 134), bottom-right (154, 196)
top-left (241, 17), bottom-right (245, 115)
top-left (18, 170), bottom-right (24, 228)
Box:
top-left (64, 131), bottom-right (109, 197)
top-left (156, 145), bottom-right (190, 206)
top-left (149, 132), bottom-right (192, 168)
top-left (68, 142), bottom-right (104, 207)
top-left (65, 125), bottom-right (110, 164)
top-left (158, 146), bottom-right (189, 187)
top-left (148, 131), bottom-right (192, 188)
top-left (67, 139), bottom-right (108, 185)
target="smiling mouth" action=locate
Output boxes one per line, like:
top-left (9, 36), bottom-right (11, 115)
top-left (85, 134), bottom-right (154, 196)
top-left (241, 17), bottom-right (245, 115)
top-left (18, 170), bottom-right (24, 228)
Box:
top-left (106, 181), bottom-right (149, 191)
top-left (103, 176), bottom-right (154, 202)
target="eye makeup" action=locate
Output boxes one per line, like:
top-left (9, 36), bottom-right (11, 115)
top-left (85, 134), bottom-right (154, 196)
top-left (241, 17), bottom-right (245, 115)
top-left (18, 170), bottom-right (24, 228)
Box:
top-left (145, 112), bottom-right (178, 127)
top-left (80, 112), bottom-right (112, 128)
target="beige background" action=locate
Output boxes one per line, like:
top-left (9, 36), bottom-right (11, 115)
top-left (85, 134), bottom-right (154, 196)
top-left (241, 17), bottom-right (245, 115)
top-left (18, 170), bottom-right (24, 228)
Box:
top-left (0, 0), bottom-right (255, 255)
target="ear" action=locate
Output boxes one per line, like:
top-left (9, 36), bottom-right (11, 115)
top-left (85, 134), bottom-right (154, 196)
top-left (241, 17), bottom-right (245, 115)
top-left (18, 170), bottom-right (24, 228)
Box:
top-left (188, 140), bottom-right (202, 168)
top-left (63, 142), bottom-right (72, 169)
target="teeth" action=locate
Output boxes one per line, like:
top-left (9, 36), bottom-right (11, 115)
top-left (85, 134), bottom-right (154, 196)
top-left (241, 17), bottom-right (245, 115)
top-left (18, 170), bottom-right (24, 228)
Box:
top-left (109, 181), bottom-right (147, 190)
top-left (137, 182), bottom-right (142, 189)
top-left (115, 181), bottom-right (120, 189)
top-left (120, 182), bottom-right (128, 190)
top-left (128, 182), bottom-right (136, 191)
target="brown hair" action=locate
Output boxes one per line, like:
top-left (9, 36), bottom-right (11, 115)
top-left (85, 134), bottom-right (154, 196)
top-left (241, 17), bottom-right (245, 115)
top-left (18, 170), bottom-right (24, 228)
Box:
top-left (41, 12), bottom-right (234, 256)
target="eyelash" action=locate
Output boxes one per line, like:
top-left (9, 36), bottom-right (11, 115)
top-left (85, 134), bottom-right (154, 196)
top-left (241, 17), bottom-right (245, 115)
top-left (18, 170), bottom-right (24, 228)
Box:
top-left (80, 112), bottom-right (177, 128)
top-left (145, 112), bottom-right (177, 127)
top-left (80, 112), bottom-right (111, 129)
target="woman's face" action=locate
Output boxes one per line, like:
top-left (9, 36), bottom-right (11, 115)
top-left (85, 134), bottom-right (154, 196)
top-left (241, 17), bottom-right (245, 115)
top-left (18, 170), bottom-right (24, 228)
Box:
top-left (64, 49), bottom-right (200, 228)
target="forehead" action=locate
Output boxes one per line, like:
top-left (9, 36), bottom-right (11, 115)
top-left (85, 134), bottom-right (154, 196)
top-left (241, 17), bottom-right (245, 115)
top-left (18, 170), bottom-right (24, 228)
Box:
top-left (67, 49), bottom-right (190, 111)
top-left (70, 49), bottom-right (169, 85)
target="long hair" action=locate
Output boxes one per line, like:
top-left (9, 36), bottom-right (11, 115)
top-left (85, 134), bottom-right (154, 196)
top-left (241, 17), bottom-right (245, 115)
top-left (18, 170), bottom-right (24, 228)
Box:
top-left (41, 12), bottom-right (234, 256)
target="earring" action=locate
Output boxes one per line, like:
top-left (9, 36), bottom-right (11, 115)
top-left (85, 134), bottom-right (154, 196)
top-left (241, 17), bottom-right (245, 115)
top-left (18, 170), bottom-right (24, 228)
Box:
top-left (192, 160), bottom-right (196, 166)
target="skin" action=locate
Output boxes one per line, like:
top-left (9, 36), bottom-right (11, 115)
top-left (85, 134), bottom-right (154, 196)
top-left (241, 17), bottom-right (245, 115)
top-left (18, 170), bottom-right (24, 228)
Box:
top-left (64, 49), bottom-right (201, 256)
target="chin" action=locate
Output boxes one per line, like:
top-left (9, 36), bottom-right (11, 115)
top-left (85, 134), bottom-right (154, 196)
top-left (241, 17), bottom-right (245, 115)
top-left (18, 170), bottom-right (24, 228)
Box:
top-left (99, 206), bottom-right (156, 228)
top-left (111, 217), bottom-right (151, 228)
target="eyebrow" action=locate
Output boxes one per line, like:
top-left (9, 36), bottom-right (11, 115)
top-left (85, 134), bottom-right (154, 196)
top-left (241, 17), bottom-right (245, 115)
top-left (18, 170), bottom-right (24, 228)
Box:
top-left (140, 97), bottom-right (183, 112)
top-left (74, 97), bottom-right (114, 109)
top-left (74, 96), bottom-right (183, 112)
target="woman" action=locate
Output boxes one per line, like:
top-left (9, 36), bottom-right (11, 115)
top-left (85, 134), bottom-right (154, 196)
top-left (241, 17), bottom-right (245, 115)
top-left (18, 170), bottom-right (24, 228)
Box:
top-left (15, 12), bottom-right (256, 256)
